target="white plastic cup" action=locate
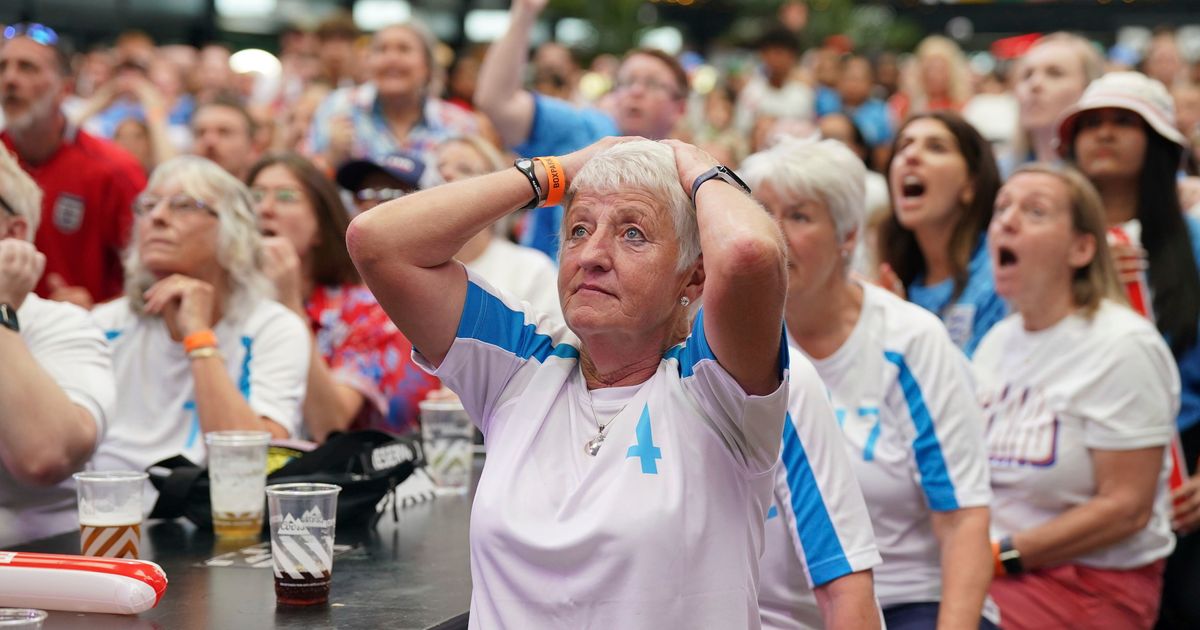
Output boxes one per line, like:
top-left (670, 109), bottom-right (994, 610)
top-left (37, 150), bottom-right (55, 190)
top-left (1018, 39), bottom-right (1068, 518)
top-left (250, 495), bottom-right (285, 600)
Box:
top-left (73, 471), bottom-right (147, 559)
top-left (0, 609), bottom-right (47, 628)
top-left (419, 400), bottom-right (473, 494)
top-left (205, 431), bottom-right (271, 538)
top-left (266, 483), bottom-right (341, 606)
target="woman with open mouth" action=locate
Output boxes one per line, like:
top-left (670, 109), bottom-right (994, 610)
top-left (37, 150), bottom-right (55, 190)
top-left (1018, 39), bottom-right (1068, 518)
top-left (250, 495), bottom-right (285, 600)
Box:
top-left (878, 112), bottom-right (1006, 357)
top-left (975, 164), bottom-right (1179, 630)
top-left (1056, 70), bottom-right (1200, 630)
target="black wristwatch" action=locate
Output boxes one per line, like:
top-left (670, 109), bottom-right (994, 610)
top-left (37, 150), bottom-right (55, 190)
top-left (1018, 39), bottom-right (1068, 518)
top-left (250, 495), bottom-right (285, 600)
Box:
top-left (513, 158), bottom-right (544, 211)
top-left (998, 536), bottom-right (1025, 575)
top-left (0, 303), bottom-right (18, 332)
top-left (690, 165), bottom-right (752, 202)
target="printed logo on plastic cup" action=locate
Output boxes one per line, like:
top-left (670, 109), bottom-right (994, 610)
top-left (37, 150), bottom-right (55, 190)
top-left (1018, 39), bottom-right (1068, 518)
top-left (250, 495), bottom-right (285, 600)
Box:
top-left (271, 506), bottom-right (334, 603)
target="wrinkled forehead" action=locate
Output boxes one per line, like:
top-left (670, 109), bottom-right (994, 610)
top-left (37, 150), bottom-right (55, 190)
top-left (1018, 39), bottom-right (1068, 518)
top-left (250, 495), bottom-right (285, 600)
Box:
top-left (566, 188), bottom-right (669, 225)
top-left (0, 36), bottom-right (62, 75)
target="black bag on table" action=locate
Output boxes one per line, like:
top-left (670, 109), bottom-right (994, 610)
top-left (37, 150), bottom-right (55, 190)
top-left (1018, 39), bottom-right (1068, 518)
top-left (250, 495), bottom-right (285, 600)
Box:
top-left (147, 430), bottom-right (424, 530)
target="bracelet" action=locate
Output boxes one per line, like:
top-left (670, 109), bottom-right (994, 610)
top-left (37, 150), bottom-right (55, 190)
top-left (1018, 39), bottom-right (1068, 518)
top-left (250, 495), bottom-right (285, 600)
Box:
top-left (991, 540), bottom-right (1006, 577)
top-left (187, 346), bottom-right (223, 361)
top-left (182, 329), bottom-right (218, 353)
top-left (533, 156), bottom-right (566, 207)
top-left (513, 158), bottom-right (544, 211)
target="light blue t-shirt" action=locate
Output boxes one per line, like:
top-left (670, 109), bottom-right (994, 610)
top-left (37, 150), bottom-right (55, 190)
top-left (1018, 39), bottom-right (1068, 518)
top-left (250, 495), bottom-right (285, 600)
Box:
top-left (815, 88), bottom-right (894, 148)
top-left (907, 237), bottom-right (1007, 358)
top-left (513, 93), bottom-right (620, 261)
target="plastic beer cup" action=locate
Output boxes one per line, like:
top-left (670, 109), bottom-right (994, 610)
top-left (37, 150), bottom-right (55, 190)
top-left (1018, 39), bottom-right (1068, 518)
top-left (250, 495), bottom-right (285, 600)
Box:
top-left (266, 483), bottom-right (341, 606)
top-left (73, 471), bottom-right (147, 559)
top-left (205, 431), bottom-right (271, 538)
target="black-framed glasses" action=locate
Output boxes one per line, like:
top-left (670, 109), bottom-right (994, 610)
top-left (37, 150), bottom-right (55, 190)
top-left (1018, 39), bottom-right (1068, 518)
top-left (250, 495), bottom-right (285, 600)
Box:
top-left (132, 193), bottom-right (218, 218)
top-left (2, 23), bottom-right (59, 47)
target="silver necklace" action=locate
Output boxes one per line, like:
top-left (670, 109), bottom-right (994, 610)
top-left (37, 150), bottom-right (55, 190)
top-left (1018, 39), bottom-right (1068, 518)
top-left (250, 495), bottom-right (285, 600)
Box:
top-left (581, 373), bottom-right (633, 457)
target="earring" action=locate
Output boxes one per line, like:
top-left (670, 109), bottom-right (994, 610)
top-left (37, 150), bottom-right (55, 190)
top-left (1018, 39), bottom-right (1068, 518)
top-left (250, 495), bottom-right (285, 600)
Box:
top-left (680, 296), bottom-right (690, 307)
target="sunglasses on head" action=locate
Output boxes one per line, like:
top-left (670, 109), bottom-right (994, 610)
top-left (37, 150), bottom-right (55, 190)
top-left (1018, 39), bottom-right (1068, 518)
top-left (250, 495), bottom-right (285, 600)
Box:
top-left (2, 23), bottom-right (59, 47)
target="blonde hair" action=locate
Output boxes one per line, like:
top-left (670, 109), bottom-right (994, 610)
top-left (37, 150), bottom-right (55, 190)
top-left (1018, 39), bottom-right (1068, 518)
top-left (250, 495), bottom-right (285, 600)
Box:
top-left (1010, 163), bottom-right (1123, 316)
top-left (0, 146), bottom-right (42, 239)
top-left (563, 140), bottom-right (699, 272)
top-left (124, 156), bottom-right (272, 320)
top-left (903, 36), bottom-right (973, 112)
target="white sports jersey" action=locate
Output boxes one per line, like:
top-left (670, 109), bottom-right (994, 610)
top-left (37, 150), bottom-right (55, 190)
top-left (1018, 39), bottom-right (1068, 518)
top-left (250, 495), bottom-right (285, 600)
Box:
top-left (463, 237), bottom-right (562, 321)
top-left (797, 283), bottom-right (992, 611)
top-left (90, 298), bottom-right (309, 490)
top-left (759, 347), bottom-right (881, 630)
top-left (416, 269), bottom-right (789, 630)
top-left (0, 295), bottom-right (115, 547)
top-left (974, 300), bottom-right (1179, 569)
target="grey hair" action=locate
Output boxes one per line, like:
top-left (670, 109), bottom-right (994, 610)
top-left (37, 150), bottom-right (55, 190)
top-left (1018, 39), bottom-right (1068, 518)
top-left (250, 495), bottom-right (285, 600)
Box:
top-left (740, 138), bottom-right (866, 244)
top-left (562, 140), bottom-right (699, 272)
top-left (0, 145), bottom-right (42, 239)
top-left (124, 156), bottom-right (272, 320)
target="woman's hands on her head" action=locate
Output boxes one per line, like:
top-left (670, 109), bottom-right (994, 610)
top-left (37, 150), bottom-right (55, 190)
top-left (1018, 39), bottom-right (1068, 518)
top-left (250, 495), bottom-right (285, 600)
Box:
top-left (260, 236), bottom-right (306, 314)
top-left (143, 274), bottom-right (215, 337)
top-left (661, 139), bottom-right (720, 197)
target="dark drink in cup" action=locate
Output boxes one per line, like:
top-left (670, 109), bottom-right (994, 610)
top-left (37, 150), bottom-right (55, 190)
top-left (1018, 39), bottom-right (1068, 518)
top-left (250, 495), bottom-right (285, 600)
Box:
top-left (275, 570), bottom-right (331, 605)
top-left (266, 483), bottom-right (341, 607)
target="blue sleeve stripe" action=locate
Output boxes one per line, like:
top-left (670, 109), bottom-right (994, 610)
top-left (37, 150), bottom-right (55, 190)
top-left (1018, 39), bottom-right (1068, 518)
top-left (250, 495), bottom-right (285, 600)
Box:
top-left (104, 329), bottom-right (122, 341)
top-left (781, 414), bottom-right (854, 586)
top-left (666, 309), bottom-right (789, 379)
top-left (457, 280), bottom-right (579, 362)
top-left (884, 351), bottom-right (960, 511)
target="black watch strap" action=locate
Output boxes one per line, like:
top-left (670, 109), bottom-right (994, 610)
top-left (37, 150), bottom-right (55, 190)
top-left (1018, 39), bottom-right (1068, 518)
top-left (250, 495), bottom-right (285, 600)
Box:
top-left (690, 165), bottom-right (752, 202)
top-left (513, 158), bottom-right (544, 211)
top-left (0, 303), bottom-right (18, 332)
top-left (998, 536), bottom-right (1024, 575)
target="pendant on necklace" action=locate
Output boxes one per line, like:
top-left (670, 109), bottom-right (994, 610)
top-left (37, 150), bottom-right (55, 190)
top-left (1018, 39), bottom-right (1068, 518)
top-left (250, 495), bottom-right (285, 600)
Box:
top-left (584, 431), bottom-right (606, 456)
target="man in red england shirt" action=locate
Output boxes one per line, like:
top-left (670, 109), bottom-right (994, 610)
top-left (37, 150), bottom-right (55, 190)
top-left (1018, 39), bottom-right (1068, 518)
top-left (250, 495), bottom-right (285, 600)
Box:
top-left (0, 24), bottom-right (146, 308)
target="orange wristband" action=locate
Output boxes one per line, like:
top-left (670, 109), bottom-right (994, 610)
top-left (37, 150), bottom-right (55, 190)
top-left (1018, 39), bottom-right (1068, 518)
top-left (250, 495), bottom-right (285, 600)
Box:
top-left (183, 329), bottom-right (218, 353)
top-left (533, 156), bottom-right (566, 207)
top-left (991, 540), bottom-right (1007, 577)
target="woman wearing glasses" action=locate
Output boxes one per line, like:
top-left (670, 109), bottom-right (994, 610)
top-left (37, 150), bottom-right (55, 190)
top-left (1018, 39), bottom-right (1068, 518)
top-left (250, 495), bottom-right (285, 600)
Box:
top-left (247, 152), bottom-right (439, 440)
top-left (90, 156), bottom-right (309, 477)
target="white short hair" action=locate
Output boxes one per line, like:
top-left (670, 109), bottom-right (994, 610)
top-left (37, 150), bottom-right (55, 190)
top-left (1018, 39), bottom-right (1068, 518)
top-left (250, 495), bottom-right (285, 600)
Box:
top-left (740, 138), bottom-right (866, 244)
top-left (0, 145), bottom-right (42, 239)
top-left (562, 140), bottom-right (699, 272)
top-left (124, 156), bottom-right (272, 320)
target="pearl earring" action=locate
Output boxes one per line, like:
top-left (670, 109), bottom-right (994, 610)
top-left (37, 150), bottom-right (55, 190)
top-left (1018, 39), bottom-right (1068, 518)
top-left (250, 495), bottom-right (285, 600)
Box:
top-left (680, 296), bottom-right (690, 307)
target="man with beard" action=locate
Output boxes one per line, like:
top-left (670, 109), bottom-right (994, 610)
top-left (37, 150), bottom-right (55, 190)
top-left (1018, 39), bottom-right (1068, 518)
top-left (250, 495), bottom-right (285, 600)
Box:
top-left (474, 0), bottom-right (688, 259)
top-left (0, 23), bottom-right (146, 308)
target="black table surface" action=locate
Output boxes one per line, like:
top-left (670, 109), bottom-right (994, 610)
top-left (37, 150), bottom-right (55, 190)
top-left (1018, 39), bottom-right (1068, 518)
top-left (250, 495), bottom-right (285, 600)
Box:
top-left (14, 483), bottom-right (474, 629)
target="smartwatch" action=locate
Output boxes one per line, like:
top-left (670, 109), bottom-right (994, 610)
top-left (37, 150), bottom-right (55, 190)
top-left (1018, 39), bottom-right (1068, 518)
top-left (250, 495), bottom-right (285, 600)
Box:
top-left (998, 536), bottom-right (1025, 575)
top-left (0, 303), bottom-right (18, 332)
top-left (690, 165), bottom-right (752, 202)
top-left (513, 158), bottom-right (544, 211)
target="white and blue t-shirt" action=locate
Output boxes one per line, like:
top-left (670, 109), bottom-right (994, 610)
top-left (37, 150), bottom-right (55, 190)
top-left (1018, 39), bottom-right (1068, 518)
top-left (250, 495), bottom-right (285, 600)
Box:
top-left (90, 297), bottom-right (309, 482)
top-left (908, 237), bottom-right (1007, 358)
top-left (796, 283), bottom-right (993, 614)
top-left (758, 347), bottom-right (881, 630)
top-left (416, 269), bottom-right (789, 630)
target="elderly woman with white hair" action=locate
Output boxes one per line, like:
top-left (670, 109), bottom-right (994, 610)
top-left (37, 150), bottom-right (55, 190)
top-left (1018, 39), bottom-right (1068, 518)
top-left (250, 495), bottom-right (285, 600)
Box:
top-left (741, 139), bottom-right (997, 630)
top-left (91, 156), bottom-right (309, 480)
top-left (348, 136), bottom-right (789, 628)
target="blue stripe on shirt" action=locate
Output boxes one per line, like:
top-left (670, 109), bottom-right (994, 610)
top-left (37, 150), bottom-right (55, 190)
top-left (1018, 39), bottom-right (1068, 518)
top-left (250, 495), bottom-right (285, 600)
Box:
top-left (665, 310), bottom-right (790, 379)
top-left (781, 413), bottom-right (853, 586)
top-left (884, 350), bottom-right (960, 511)
top-left (458, 280), bottom-right (578, 362)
